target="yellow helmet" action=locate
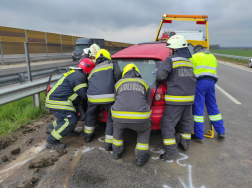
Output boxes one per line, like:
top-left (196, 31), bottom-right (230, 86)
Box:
top-left (122, 63), bottom-right (140, 77)
top-left (95, 49), bottom-right (111, 60)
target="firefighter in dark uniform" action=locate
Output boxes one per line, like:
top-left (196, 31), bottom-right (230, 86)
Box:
top-left (111, 63), bottom-right (152, 166)
top-left (45, 58), bottom-right (95, 150)
top-left (84, 49), bottom-right (122, 151)
top-left (156, 35), bottom-right (197, 160)
top-left (79, 44), bottom-right (100, 62)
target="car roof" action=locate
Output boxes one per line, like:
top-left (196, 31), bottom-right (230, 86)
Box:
top-left (112, 42), bottom-right (169, 62)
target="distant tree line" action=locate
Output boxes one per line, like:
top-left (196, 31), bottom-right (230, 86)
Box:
top-left (209, 44), bottom-right (220, 50)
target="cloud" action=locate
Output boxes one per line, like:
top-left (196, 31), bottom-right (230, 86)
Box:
top-left (0, 0), bottom-right (251, 47)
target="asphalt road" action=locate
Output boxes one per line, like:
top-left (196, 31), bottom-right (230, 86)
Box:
top-left (0, 61), bottom-right (252, 188)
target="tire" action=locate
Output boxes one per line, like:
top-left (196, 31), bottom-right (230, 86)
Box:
top-left (249, 60), bottom-right (252, 68)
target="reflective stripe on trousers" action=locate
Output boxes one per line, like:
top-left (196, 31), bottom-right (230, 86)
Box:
top-left (84, 126), bottom-right (95, 134)
top-left (136, 143), bottom-right (149, 150)
top-left (111, 110), bottom-right (152, 120)
top-left (113, 138), bottom-right (123, 146)
top-left (194, 115), bottom-right (204, 123)
top-left (165, 95), bottom-right (194, 102)
top-left (105, 135), bottom-right (113, 143)
top-left (87, 94), bottom-right (115, 103)
top-left (53, 120), bottom-right (57, 127)
top-left (51, 118), bottom-right (69, 140)
top-left (181, 133), bottom-right (191, 139)
top-left (163, 138), bottom-right (176, 145)
top-left (209, 113), bottom-right (222, 121)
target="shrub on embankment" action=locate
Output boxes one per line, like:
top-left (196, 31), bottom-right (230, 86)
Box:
top-left (0, 92), bottom-right (48, 135)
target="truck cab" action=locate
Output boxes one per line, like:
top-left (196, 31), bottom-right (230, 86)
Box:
top-left (72, 38), bottom-right (104, 61)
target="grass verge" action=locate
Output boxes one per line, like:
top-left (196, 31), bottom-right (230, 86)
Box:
top-left (0, 92), bottom-right (48, 136)
top-left (216, 56), bottom-right (249, 67)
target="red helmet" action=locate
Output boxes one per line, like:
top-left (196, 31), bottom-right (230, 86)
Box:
top-left (77, 58), bottom-right (95, 73)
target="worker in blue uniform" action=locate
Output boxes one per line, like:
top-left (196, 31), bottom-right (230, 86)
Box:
top-left (190, 45), bottom-right (225, 142)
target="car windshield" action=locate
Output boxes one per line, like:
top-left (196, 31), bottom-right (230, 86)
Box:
top-left (116, 59), bottom-right (160, 88)
top-left (74, 45), bottom-right (90, 51)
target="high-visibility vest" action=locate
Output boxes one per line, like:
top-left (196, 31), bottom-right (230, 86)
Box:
top-left (190, 52), bottom-right (218, 79)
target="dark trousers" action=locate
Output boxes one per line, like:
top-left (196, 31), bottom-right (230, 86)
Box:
top-left (112, 121), bottom-right (151, 160)
top-left (160, 105), bottom-right (192, 153)
top-left (46, 110), bottom-right (77, 144)
top-left (85, 102), bottom-right (113, 147)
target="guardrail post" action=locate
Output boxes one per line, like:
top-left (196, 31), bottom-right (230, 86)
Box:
top-left (24, 42), bottom-right (32, 82)
top-left (0, 39), bottom-right (4, 65)
top-left (60, 34), bottom-right (63, 57)
top-left (18, 73), bottom-right (26, 84)
top-left (33, 93), bottom-right (41, 108)
top-left (45, 32), bottom-right (48, 56)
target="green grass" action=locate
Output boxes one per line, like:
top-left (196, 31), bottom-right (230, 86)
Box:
top-left (0, 92), bottom-right (48, 136)
top-left (211, 49), bottom-right (252, 57)
top-left (216, 56), bottom-right (248, 66)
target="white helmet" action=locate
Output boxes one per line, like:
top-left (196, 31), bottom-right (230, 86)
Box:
top-left (83, 48), bottom-right (89, 55)
top-left (89, 44), bottom-right (101, 58)
top-left (166, 35), bottom-right (188, 49)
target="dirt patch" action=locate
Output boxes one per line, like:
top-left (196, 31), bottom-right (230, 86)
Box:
top-left (19, 177), bottom-right (38, 188)
top-left (26, 138), bottom-right (35, 145)
top-left (1, 155), bottom-right (8, 162)
top-left (11, 148), bottom-right (20, 155)
top-left (57, 149), bottom-right (67, 157)
top-left (0, 136), bottom-right (17, 150)
top-left (29, 155), bottom-right (58, 168)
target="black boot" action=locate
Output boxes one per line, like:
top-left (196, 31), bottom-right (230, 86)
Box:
top-left (105, 145), bottom-right (112, 151)
top-left (85, 134), bottom-right (94, 143)
top-left (45, 128), bottom-right (53, 134)
top-left (191, 134), bottom-right (204, 143)
top-left (218, 133), bottom-right (225, 138)
top-left (136, 154), bottom-right (149, 166)
top-left (179, 137), bottom-right (191, 150)
top-left (46, 140), bottom-right (66, 150)
top-left (160, 151), bottom-right (179, 161)
top-left (113, 153), bottom-right (121, 160)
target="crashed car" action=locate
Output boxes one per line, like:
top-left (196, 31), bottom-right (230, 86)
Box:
top-left (97, 42), bottom-right (169, 130)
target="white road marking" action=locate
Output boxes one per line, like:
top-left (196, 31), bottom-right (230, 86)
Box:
top-left (216, 85), bottom-right (241, 105)
top-left (218, 61), bottom-right (252, 73)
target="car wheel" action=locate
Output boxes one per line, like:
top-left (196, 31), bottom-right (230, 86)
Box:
top-left (249, 61), bottom-right (252, 68)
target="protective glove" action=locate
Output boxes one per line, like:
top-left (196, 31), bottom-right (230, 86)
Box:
top-left (152, 68), bottom-right (158, 77)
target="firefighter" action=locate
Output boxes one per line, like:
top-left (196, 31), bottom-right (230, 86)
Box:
top-left (84, 49), bottom-right (122, 151)
top-left (155, 35), bottom-right (196, 160)
top-left (190, 45), bottom-right (225, 142)
top-left (79, 44), bottom-right (100, 61)
top-left (45, 58), bottom-right (95, 150)
top-left (111, 63), bottom-right (152, 166)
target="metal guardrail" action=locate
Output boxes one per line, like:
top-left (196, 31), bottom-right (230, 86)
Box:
top-left (1, 53), bottom-right (71, 65)
top-left (0, 65), bottom-right (76, 87)
top-left (213, 53), bottom-right (252, 60)
top-left (0, 75), bottom-right (61, 106)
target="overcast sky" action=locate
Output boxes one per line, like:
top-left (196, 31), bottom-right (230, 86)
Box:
top-left (0, 0), bottom-right (251, 47)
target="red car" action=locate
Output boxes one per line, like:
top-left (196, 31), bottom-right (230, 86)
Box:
top-left (97, 42), bottom-right (170, 130)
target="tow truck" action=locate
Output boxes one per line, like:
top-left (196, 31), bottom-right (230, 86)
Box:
top-left (97, 15), bottom-right (213, 137)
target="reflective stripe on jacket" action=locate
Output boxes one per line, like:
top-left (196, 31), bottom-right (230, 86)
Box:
top-left (87, 58), bottom-right (121, 104)
top-left (45, 69), bottom-right (88, 111)
top-left (111, 70), bottom-right (152, 123)
top-left (190, 49), bottom-right (218, 80)
top-left (156, 53), bottom-right (196, 105)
